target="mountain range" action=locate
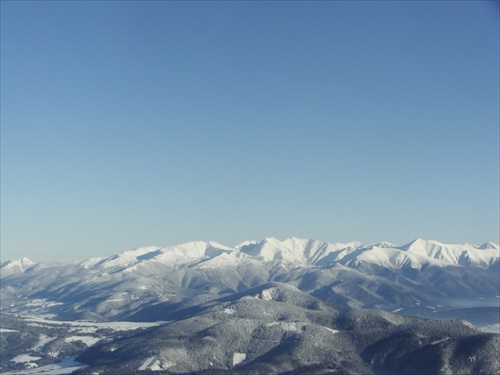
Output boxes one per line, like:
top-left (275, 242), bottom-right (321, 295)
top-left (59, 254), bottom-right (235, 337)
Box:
top-left (1, 237), bottom-right (499, 374)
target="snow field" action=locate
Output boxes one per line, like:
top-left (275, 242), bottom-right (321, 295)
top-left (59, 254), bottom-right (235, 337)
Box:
top-left (138, 356), bottom-right (174, 371)
top-left (4, 356), bottom-right (88, 375)
top-left (232, 352), bottom-right (246, 366)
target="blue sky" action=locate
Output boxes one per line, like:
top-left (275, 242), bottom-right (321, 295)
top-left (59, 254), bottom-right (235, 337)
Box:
top-left (1, 1), bottom-right (499, 262)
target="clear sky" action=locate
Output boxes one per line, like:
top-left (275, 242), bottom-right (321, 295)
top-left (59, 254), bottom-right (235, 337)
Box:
top-left (1, 1), bottom-right (499, 262)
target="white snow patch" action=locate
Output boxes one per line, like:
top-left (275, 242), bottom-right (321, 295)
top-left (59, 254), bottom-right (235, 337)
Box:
top-left (322, 326), bottom-right (339, 334)
top-left (0, 328), bottom-right (18, 333)
top-left (5, 356), bottom-right (88, 374)
top-left (36, 314), bottom-right (58, 319)
top-left (64, 336), bottom-right (101, 347)
top-left (232, 352), bottom-right (246, 366)
top-left (149, 360), bottom-right (163, 371)
top-left (266, 322), bottom-right (305, 332)
top-left (138, 357), bottom-right (172, 371)
top-left (31, 334), bottom-right (56, 352)
top-left (481, 324), bottom-right (500, 334)
top-left (139, 357), bottom-right (156, 371)
top-left (11, 354), bottom-right (41, 363)
top-left (260, 289), bottom-right (273, 300)
top-left (461, 320), bottom-right (477, 330)
top-left (24, 299), bottom-right (63, 308)
top-left (24, 316), bottom-right (171, 333)
top-left (256, 288), bottom-right (277, 301)
top-left (391, 308), bottom-right (404, 313)
top-left (223, 308), bottom-right (237, 315)
top-left (195, 252), bottom-right (240, 269)
top-left (431, 337), bottom-right (451, 345)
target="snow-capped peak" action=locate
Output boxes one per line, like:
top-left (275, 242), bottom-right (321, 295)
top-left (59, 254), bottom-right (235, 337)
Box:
top-left (478, 242), bottom-right (499, 250)
top-left (43, 237), bottom-right (499, 275)
top-left (234, 240), bottom-right (258, 251)
top-left (94, 241), bottom-right (235, 270)
top-left (0, 257), bottom-right (36, 277)
top-left (96, 246), bottom-right (163, 269)
top-left (374, 241), bottom-right (398, 248)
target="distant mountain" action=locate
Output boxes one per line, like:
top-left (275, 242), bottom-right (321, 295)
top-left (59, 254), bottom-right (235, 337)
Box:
top-left (8, 237), bottom-right (494, 272)
top-left (0, 238), bottom-right (499, 374)
top-left (0, 257), bottom-right (35, 277)
top-left (4, 238), bottom-right (496, 274)
top-left (91, 237), bottom-right (496, 270)
top-left (0, 238), bottom-right (497, 323)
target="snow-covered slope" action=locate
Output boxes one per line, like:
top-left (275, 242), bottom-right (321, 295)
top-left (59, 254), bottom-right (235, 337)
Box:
top-left (92, 241), bottom-right (235, 270)
top-left (238, 237), bottom-right (363, 265)
top-left (335, 239), bottom-right (499, 270)
top-left (1, 239), bottom-right (498, 375)
top-left (3, 284), bottom-right (498, 375)
top-left (2, 238), bottom-right (497, 282)
top-left (0, 257), bottom-right (35, 277)
top-left (72, 237), bottom-right (498, 271)
top-left (0, 238), bottom-right (498, 322)
top-left (400, 238), bottom-right (499, 267)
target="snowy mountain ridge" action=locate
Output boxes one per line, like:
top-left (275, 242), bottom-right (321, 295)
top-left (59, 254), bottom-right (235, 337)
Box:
top-left (2, 238), bottom-right (497, 276)
top-left (1, 237), bottom-right (498, 327)
top-left (74, 237), bottom-right (500, 270)
top-left (1, 238), bottom-right (498, 374)
top-left (0, 257), bottom-right (35, 277)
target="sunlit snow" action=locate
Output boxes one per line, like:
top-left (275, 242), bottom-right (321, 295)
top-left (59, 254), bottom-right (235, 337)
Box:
top-left (64, 335), bottom-right (101, 347)
top-left (30, 334), bottom-right (56, 352)
top-left (24, 316), bottom-right (170, 333)
top-left (11, 354), bottom-right (42, 363)
top-left (0, 328), bottom-right (18, 333)
top-left (481, 324), bottom-right (500, 334)
top-left (4, 357), bottom-right (88, 375)
top-left (232, 352), bottom-right (246, 366)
